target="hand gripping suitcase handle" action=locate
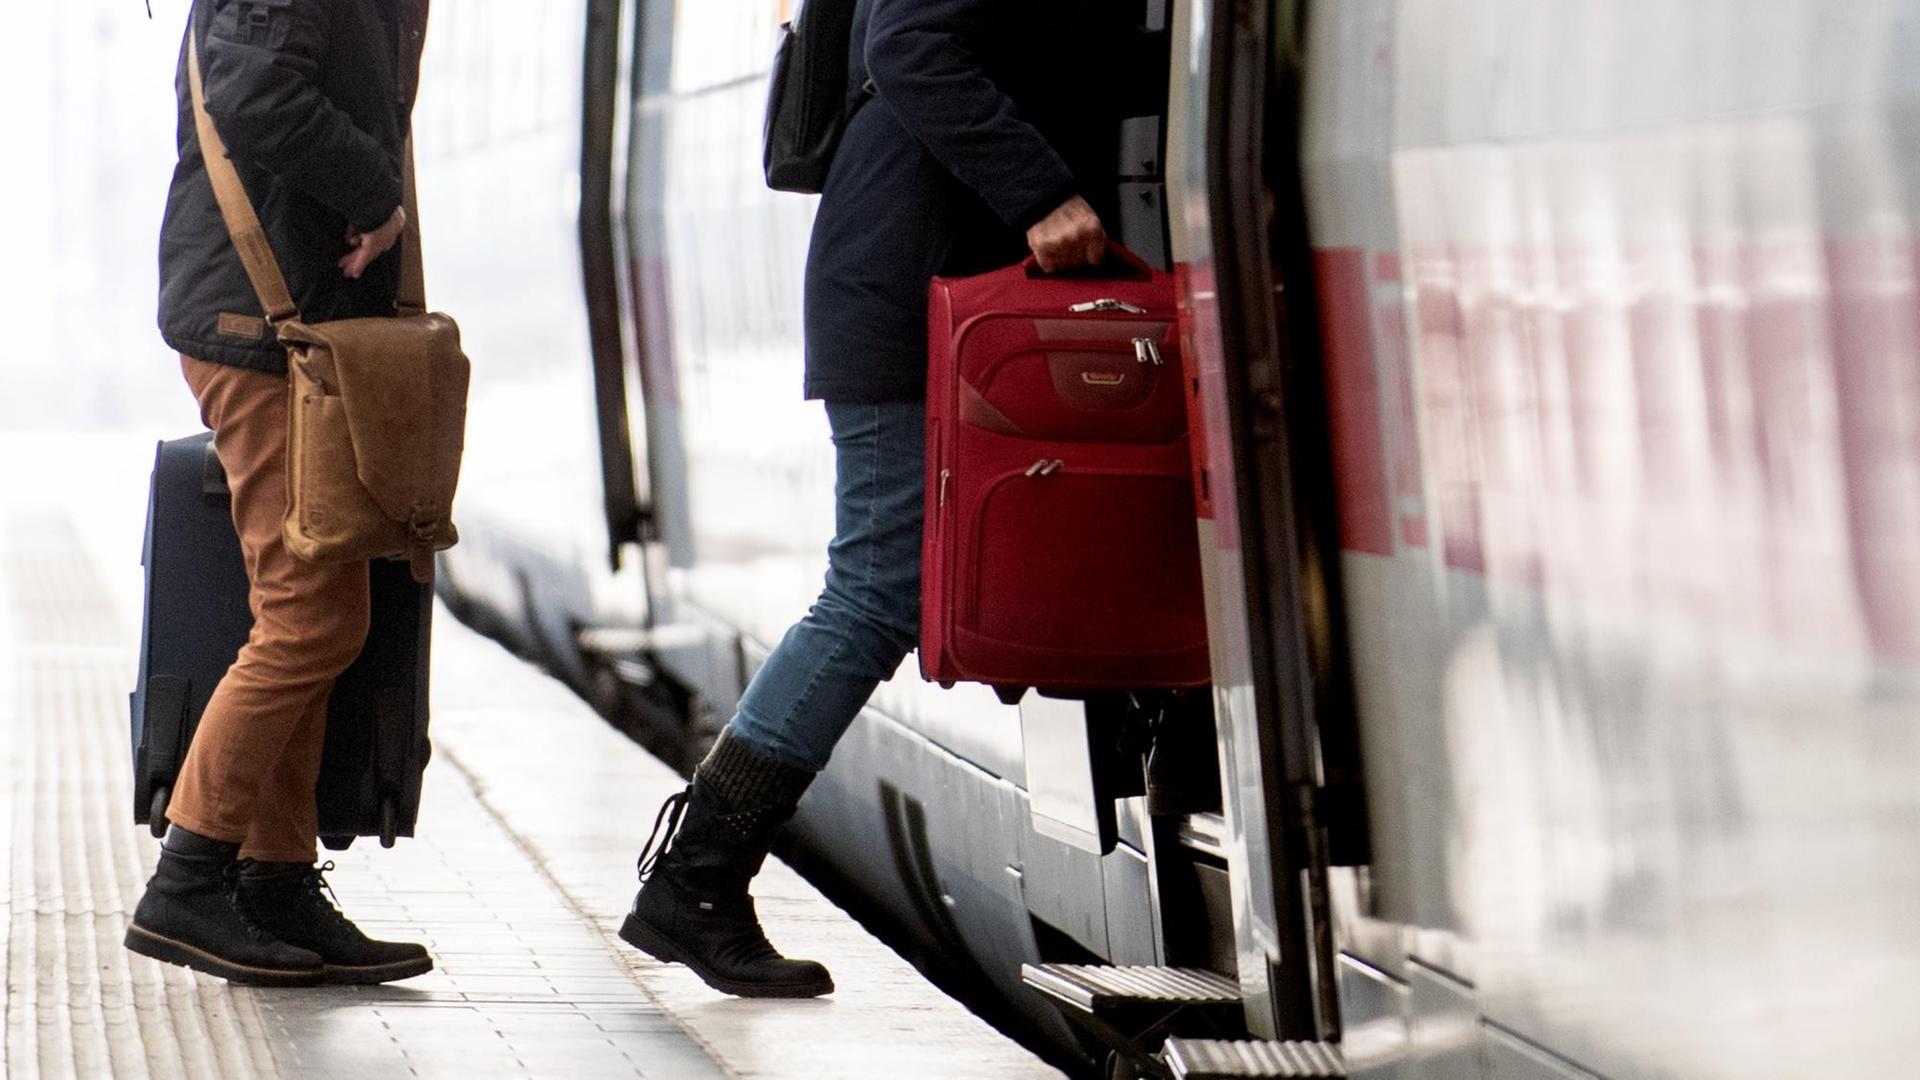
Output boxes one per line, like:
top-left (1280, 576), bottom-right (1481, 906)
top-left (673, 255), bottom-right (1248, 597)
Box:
top-left (1022, 242), bottom-right (1155, 281)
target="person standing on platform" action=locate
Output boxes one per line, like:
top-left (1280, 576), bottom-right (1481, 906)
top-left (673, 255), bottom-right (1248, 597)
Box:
top-left (618, 0), bottom-right (1116, 997)
top-left (124, 0), bottom-right (435, 987)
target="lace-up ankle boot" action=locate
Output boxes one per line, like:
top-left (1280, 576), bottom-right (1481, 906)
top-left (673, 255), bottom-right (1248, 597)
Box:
top-left (236, 861), bottom-right (434, 985)
top-left (619, 732), bottom-right (833, 998)
top-left (125, 827), bottom-right (324, 986)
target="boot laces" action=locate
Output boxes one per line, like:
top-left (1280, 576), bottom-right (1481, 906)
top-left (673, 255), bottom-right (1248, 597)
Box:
top-left (236, 861), bottom-right (355, 937)
top-left (636, 787), bottom-right (690, 882)
top-left (296, 861), bottom-right (360, 935)
top-left (308, 862), bottom-right (345, 912)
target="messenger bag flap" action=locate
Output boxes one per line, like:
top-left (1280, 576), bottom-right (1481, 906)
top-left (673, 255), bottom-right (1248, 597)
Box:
top-left (277, 315), bottom-right (469, 530)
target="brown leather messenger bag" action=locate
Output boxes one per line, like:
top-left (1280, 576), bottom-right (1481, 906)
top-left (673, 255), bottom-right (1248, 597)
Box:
top-left (187, 35), bottom-right (469, 584)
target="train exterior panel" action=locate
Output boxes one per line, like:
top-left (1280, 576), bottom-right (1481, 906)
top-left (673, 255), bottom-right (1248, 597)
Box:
top-left (1292, 2), bottom-right (1920, 1076)
top-left (413, 0), bottom-right (649, 683)
top-left (425, 0), bottom-right (1920, 1075)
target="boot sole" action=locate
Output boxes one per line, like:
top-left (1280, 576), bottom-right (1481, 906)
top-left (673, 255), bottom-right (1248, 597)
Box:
top-left (324, 955), bottom-right (436, 986)
top-left (618, 912), bottom-right (834, 999)
top-left (124, 923), bottom-right (324, 987)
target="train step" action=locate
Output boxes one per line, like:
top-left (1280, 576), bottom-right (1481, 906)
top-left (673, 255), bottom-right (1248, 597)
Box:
top-left (1021, 963), bottom-right (1242, 1014)
top-left (1163, 1037), bottom-right (1347, 1079)
top-left (576, 623), bottom-right (711, 656)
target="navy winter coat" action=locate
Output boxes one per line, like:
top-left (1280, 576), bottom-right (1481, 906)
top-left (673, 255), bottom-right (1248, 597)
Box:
top-left (158, 0), bottom-right (426, 374)
top-left (802, 0), bottom-right (1131, 402)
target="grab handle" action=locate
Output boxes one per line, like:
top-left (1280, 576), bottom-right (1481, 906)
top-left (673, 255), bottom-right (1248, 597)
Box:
top-left (1023, 242), bottom-right (1155, 281)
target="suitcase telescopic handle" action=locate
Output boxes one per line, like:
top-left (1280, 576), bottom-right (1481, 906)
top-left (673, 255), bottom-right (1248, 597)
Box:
top-left (1022, 242), bottom-right (1155, 281)
top-left (201, 441), bottom-right (231, 498)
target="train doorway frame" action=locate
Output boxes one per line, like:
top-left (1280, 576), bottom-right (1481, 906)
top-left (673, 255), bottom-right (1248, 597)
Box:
top-left (1167, 0), bottom-right (1369, 1045)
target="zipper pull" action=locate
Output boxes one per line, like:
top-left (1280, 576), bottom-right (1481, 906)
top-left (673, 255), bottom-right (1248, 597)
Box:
top-left (938, 468), bottom-right (951, 507)
top-left (1070, 298), bottom-right (1149, 315)
top-left (1133, 336), bottom-right (1163, 366)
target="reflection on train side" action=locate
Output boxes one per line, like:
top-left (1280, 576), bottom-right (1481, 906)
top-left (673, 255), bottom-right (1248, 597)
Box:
top-left (1307, 2), bottom-right (1920, 1076)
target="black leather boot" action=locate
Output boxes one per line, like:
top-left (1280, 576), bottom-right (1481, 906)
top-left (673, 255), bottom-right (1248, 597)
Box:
top-left (619, 732), bottom-right (833, 998)
top-left (124, 827), bottom-right (325, 986)
top-left (236, 861), bottom-right (434, 985)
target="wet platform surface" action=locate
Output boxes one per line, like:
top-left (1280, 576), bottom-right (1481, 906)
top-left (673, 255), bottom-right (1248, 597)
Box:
top-left (0, 430), bottom-right (1060, 1079)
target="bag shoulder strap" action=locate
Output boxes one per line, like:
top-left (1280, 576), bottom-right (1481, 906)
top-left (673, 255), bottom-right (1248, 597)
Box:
top-left (187, 34), bottom-right (427, 325)
top-left (397, 143), bottom-right (426, 316)
top-left (187, 34), bottom-right (298, 325)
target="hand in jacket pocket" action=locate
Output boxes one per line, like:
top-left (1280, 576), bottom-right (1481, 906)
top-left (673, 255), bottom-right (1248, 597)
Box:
top-left (339, 206), bottom-right (407, 280)
top-left (1026, 195), bottom-right (1107, 273)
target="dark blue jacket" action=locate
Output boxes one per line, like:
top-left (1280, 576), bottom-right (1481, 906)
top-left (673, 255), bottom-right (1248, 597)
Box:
top-left (802, 0), bottom-right (1126, 402)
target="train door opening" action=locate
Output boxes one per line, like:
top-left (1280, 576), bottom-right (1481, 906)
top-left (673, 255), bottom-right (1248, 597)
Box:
top-left (1165, 0), bottom-right (1374, 1065)
top-left (1019, 0), bottom-right (1377, 1074)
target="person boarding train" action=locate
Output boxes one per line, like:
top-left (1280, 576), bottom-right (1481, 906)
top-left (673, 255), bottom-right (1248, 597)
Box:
top-left (617, 0), bottom-right (1120, 997)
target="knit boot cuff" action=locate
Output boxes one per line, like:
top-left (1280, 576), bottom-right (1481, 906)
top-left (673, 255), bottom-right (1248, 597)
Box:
top-left (695, 730), bottom-right (815, 812)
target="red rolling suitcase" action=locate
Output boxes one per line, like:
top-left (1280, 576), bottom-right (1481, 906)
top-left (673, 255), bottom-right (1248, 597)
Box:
top-left (920, 249), bottom-right (1209, 696)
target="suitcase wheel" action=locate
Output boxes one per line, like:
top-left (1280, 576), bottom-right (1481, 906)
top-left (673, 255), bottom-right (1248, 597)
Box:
top-left (320, 835), bottom-right (356, 852)
top-left (379, 796), bottom-right (399, 849)
top-left (148, 787), bottom-right (171, 838)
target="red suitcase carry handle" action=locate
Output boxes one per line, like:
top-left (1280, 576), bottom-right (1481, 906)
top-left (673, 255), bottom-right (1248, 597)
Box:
top-left (1021, 243), bottom-right (1156, 281)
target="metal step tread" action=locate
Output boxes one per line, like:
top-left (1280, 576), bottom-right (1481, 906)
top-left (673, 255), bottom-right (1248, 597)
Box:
top-left (1163, 1038), bottom-right (1347, 1079)
top-left (1020, 964), bottom-right (1241, 1012)
top-left (576, 623), bottom-right (709, 655)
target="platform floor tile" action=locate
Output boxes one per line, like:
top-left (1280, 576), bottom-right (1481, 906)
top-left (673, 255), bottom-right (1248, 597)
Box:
top-left (0, 432), bottom-right (1059, 1079)
top-left (0, 500), bottom-right (723, 1078)
top-left (425, 612), bottom-right (1064, 1080)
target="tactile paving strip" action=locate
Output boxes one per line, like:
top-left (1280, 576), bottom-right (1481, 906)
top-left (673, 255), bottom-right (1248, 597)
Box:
top-left (1, 504), bottom-right (729, 1079)
top-left (3, 508), bottom-right (279, 1079)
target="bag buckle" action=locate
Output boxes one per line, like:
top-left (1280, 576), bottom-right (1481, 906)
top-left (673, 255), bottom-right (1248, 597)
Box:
top-left (407, 507), bottom-right (439, 546)
top-left (406, 510), bottom-right (440, 584)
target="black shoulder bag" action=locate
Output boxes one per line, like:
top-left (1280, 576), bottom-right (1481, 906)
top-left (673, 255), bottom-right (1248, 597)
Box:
top-left (762, 0), bottom-right (861, 193)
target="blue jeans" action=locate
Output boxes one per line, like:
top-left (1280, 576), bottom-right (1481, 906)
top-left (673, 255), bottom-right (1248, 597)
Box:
top-left (727, 401), bottom-right (925, 771)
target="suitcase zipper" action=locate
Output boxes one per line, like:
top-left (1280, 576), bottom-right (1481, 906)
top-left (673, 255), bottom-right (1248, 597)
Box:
top-left (1133, 337), bottom-right (1163, 366)
top-left (1069, 299), bottom-right (1149, 314)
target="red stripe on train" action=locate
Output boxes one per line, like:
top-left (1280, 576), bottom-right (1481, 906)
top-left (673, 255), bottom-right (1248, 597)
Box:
top-left (1315, 249), bottom-right (1395, 556)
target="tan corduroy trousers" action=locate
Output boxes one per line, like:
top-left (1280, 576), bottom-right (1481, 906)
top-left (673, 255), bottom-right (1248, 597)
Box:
top-left (167, 355), bottom-right (372, 862)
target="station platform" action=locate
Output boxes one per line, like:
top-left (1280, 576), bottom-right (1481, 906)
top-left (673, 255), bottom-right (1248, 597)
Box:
top-left (0, 430), bottom-right (1060, 1079)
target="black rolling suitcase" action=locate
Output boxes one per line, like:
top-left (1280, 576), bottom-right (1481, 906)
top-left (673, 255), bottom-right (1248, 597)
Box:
top-left (131, 432), bottom-right (433, 849)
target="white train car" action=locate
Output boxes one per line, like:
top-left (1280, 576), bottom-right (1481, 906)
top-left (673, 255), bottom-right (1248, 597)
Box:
top-left (423, 0), bottom-right (1920, 1076)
